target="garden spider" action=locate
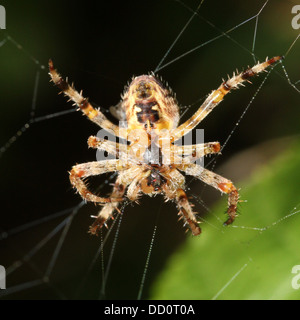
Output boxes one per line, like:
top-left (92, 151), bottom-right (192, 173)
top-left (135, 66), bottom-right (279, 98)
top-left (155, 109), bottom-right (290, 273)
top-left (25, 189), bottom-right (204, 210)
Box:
top-left (49, 56), bottom-right (282, 236)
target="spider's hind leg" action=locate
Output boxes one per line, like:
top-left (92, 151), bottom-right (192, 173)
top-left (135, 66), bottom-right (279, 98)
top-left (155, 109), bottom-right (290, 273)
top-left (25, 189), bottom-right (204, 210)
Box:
top-left (163, 181), bottom-right (201, 236)
top-left (179, 164), bottom-right (239, 226)
top-left (176, 189), bottom-right (201, 236)
top-left (89, 177), bottom-right (127, 235)
top-left (89, 166), bottom-right (142, 235)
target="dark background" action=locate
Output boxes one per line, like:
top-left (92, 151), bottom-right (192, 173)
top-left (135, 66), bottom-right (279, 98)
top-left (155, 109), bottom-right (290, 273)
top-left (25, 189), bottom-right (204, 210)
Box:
top-left (0, 0), bottom-right (299, 299)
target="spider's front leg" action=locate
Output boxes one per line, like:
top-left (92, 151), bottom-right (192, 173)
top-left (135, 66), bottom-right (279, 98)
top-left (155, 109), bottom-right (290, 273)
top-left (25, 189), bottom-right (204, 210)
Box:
top-left (179, 164), bottom-right (239, 226)
top-left (171, 56), bottom-right (282, 141)
top-left (70, 159), bottom-right (129, 203)
top-left (48, 60), bottom-right (129, 140)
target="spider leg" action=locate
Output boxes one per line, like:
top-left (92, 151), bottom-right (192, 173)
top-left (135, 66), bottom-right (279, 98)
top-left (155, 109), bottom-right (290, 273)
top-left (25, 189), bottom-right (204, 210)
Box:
top-left (88, 136), bottom-right (130, 161)
top-left (162, 169), bottom-right (201, 236)
top-left (69, 159), bottom-right (129, 203)
top-left (126, 169), bottom-right (149, 202)
top-left (175, 188), bottom-right (201, 236)
top-left (178, 164), bottom-right (239, 225)
top-left (89, 177), bottom-right (125, 235)
top-left (89, 166), bottom-right (142, 235)
top-left (88, 135), bottom-right (148, 166)
top-left (49, 60), bottom-right (128, 139)
top-left (173, 142), bottom-right (220, 164)
top-left (172, 56), bottom-right (283, 140)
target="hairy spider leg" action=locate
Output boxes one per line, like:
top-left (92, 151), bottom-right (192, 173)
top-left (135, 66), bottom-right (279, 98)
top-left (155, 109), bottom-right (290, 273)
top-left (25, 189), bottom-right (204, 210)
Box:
top-left (49, 60), bottom-right (129, 140)
top-left (160, 169), bottom-right (201, 235)
top-left (69, 160), bottom-right (129, 203)
top-left (89, 168), bottom-right (141, 234)
top-left (173, 142), bottom-right (221, 164)
top-left (179, 164), bottom-right (239, 225)
top-left (172, 56), bottom-right (283, 140)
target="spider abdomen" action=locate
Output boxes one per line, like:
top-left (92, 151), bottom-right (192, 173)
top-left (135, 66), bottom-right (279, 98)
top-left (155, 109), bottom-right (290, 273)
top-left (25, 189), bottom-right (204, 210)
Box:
top-left (123, 75), bottom-right (180, 131)
top-left (135, 101), bottom-right (160, 126)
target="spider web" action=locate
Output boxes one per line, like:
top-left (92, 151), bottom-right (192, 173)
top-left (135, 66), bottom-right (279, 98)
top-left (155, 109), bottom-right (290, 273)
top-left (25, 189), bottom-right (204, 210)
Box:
top-left (0, 0), bottom-right (300, 300)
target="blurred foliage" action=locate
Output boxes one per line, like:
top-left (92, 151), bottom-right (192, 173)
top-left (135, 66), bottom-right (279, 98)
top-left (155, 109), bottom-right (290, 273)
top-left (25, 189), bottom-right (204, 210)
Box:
top-left (150, 138), bottom-right (300, 300)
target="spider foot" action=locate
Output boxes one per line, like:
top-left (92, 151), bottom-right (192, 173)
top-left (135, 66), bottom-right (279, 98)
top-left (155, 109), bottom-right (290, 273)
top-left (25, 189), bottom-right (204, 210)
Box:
top-left (223, 216), bottom-right (236, 226)
top-left (88, 216), bottom-right (108, 235)
top-left (179, 208), bottom-right (202, 236)
top-left (223, 203), bottom-right (238, 226)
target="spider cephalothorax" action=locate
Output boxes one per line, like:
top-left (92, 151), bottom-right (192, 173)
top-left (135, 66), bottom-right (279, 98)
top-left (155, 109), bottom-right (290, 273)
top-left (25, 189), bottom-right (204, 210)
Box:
top-left (49, 56), bottom-right (282, 236)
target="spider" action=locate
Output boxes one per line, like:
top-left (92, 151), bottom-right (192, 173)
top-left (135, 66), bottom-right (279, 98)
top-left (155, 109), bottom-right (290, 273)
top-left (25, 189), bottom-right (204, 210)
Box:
top-left (49, 56), bottom-right (282, 236)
